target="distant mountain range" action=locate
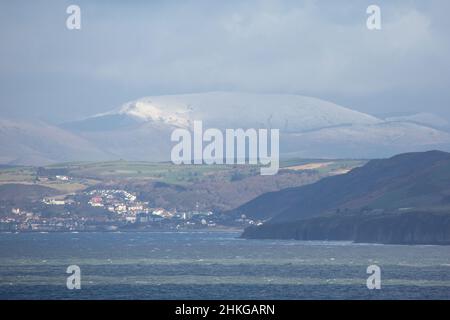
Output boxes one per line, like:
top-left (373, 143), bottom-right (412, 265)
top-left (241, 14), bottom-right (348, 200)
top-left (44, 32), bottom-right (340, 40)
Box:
top-left (0, 119), bottom-right (109, 165)
top-left (1, 92), bottom-right (450, 165)
top-left (237, 150), bottom-right (450, 244)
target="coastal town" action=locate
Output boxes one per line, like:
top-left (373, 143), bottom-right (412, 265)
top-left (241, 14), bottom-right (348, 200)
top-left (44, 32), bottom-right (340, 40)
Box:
top-left (0, 156), bottom-right (363, 234)
top-left (0, 179), bottom-right (262, 232)
top-left (0, 159), bottom-right (340, 234)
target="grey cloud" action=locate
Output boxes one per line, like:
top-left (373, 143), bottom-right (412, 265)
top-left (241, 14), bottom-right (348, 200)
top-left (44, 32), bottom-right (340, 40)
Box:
top-left (0, 0), bottom-right (449, 122)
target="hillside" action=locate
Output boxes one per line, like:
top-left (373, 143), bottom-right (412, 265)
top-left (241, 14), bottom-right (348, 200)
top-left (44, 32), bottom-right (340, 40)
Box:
top-left (0, 184), bottom-right (60, 202)
top-left (237, 151), bottom-right (450, 244)
top-left (230, 150), bottom-right (450, 221)
top-left (0, 159), bottom-right (360, 213)
top-left (0, 119), bottom-right (112, 165)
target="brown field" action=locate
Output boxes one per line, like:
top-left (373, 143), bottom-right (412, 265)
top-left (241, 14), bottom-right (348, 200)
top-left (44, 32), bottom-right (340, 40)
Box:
top-left (284, 162), bottom-right (334, 171)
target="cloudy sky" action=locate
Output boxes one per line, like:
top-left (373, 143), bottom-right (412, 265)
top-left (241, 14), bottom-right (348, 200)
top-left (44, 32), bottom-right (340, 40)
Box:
top-left (0, 0), bottom-right (449, 123)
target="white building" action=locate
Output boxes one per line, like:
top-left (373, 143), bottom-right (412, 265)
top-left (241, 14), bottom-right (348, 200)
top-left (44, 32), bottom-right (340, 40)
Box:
top-left (43, 198), bottom-right (65, 205)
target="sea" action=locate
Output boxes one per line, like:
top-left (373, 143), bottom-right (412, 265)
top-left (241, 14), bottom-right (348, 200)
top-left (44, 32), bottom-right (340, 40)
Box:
top-left (0, 231), bottom-right (449, 300)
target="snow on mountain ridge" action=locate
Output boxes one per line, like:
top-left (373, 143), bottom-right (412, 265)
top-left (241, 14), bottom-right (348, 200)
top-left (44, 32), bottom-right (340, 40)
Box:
top-left (2, 93), bottom-right (450, 165)
top-left (386, 112), bottom-right (450, 129)
top-left (119, 100), bottom-right (191, 127)
top-left (96, 92), bottom-right (382, 132)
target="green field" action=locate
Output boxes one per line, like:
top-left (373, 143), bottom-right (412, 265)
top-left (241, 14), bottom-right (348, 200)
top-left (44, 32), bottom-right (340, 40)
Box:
top-left (0, 158), bottom-right (366, 194)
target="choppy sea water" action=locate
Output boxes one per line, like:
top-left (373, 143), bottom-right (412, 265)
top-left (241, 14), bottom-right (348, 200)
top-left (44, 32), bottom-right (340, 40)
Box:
top-left (0, 231), bottom-right (449, 300)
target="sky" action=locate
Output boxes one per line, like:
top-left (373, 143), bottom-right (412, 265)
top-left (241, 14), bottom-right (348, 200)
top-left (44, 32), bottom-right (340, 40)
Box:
top-left (0, 0), bottom-right (449, 124)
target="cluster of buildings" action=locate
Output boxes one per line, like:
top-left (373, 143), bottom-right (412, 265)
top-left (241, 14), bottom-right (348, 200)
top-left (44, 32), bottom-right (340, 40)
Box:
top-left (83, 189), bottom-right (221, 227)
top-left (0, 187), bottom-right (261, 232)
top-left (85, 189), bottom-right (174, 223)
top-left (87, 189), bottom-right (140, 213)
top-left (0, 208), bottom-right (82, 232)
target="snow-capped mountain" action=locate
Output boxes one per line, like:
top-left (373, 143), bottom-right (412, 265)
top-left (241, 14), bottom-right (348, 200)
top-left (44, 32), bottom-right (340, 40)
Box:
top-left (2, 92), bottom-right (450, 165)
top-left (83, 92), bottom-right (381, 132)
